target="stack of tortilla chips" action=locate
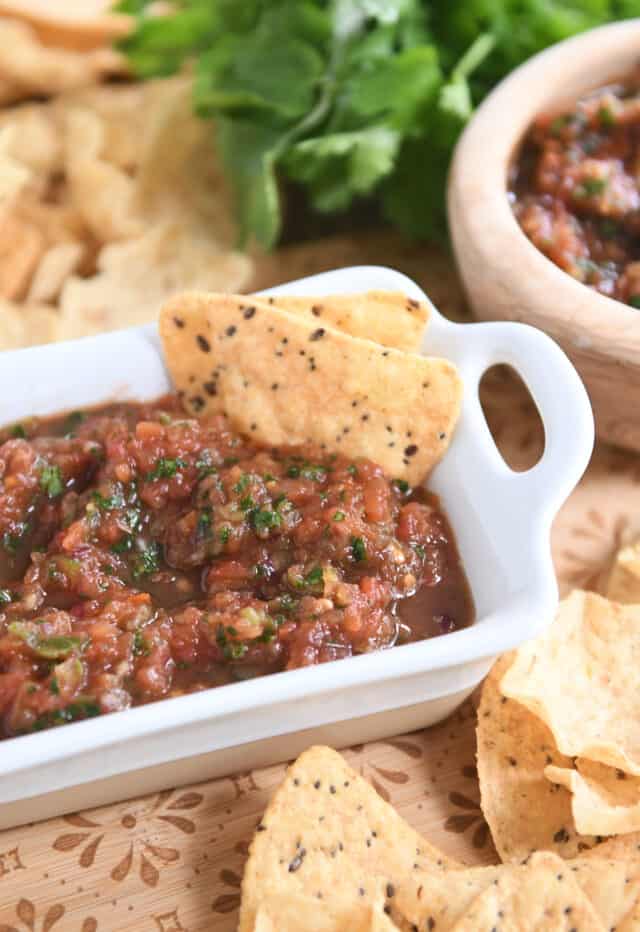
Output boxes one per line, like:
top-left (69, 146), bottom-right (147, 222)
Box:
top-left (237, 540), bottom-right (640, 930)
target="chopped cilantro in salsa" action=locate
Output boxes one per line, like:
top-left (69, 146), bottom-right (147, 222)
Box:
top-left (39, 464), bottom-right (63, 498)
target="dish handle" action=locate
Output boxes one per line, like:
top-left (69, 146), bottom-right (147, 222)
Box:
top-left (456, 319), bottom-right (595, 517)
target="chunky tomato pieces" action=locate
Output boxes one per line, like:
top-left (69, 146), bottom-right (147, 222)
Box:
top-left (0, 398), bottom-right (471, 739)
top-left (512, 69), bottom-right (640, 305)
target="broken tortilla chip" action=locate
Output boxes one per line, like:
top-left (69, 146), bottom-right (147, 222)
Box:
top-left (394, 852), bottom-right (638, 930)
top-left (0, 298), bottom-right (59, 350)
top-left (545, 759), bottom-right (640, 836)
top-left (606, 542), bottom-right (640, 605)
top-left (581, 833), bottom-right (640, 860)
top-left (476, 654), bottom-right (597, 861)
top-left (0, 1), bottom-right (132, 52)
top-left (270, 291), bottom-right (428, 352)
top-left (57, 224), bottom-right (252, 341)
top-left (239, 746), bottom-right (640, 931)
top-left (500, 590), bottom-right (640, 776)
top-left (0, 18), bottom-right (124, 106)
top-left (251, 887), bottom-right (398, 932)
top-left (237, 746), bottom-right (458, 932)
top-left (448, 853), bottom-right (604, 931)
top-left (160, 293), bottom-right (461, 485)
top-left (27, 240), bottom-right (84, 304)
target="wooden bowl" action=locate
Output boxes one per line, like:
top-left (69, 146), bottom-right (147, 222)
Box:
top-left (448, 20), bottom-right (640, 451)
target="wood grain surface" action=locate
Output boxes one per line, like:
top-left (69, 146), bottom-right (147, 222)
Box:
top-left (1, 236), bottom-right (637, 930)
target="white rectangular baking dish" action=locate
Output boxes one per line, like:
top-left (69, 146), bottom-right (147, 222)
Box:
top-left (0, 265), bottom-right (593, 829)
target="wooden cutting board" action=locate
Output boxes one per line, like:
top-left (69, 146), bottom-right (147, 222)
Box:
top-left (1, 234), bottom-right (636, 931)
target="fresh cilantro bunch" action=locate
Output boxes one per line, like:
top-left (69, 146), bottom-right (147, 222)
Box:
top-left (117, 0), bottom-right (640, 248)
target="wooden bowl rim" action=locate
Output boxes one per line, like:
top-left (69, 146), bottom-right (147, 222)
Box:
top-left (447, 19), bottom-right (640, 357)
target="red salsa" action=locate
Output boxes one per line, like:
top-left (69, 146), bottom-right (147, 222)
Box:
top-left (0, 397), bottom-right (472, 739)
top-left (511, 69), bottom-right (640, 305)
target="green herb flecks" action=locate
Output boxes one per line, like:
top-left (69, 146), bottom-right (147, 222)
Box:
top-left (233, 473), bottom-right (251, 493)
top-left (63, 410), bottom-right (86, 437)
top-left (239, 494), bottom-right (256, 512)
top-left (92, 487), bottom-right (126, 511)
top-left (251, 506), bottom-right (282, 536)
top-left (351, 536), bottom-right (367, 562)
top-left (215, 623), bottom-right (249, 660)
top-left (146, 457), bottom-right (187, 482)
top-left (574, 177), bottom-right (607, 198)
top-left (598, 105), bottom-right (616, 127)
top-left (29, 697), bottom-right (100, 731)
top-left (287, 461), bottom-right (327, 481)
top-left (3, 522), bottom-right (29, 556)
top-left (132, 629), bottom-right (151, 656)
top-left (111, 534), bottom-right (134, 554)
top-left (131, 541), bottom-right (161, 578)
top-left (40, 464), bottom-right (64, 498)
top-left (8, 624), bottom-right (85, 660)
top-left (393, 478), bottom-right (410, 494)
top-left (197, 509), bottom-right (213, 538)
top-left (196, 449), bottom-right (218, 478)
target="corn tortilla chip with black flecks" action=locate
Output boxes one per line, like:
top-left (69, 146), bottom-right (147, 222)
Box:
top-left (266, 291), bottom-right (429, 352)
top-left (476, 654), bottom-right (598, 861)
top-left (392, 852), bottom-right (638, 930)
top-left (560, 855), bottom-right (640, 927)
top-left (545, 759), bottom-right (640, 837)
top-left (448, 853), bottom-right (605, 931)
top-left (582, 833), bottom-right (640, 860)
top-left (159, 292), bottom-right (461, 485)
top-left (500, 591), bottom-right (640, 777)
top-left (237, 745), bottom-right (459, 932)
top-left (251, 886), bottom-right (400, 932)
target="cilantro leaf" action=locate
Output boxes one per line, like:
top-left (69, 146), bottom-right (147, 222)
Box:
top-left (117, 0), bottom-right (640, 246)
top-left (146, 457), bottom-right (187, 482)
top-left (39, 464), bottom-right (63, 499)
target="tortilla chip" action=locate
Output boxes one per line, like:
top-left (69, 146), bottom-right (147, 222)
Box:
top-left (160, 293), bottom-right (461, 485)
top-left (237, 746), bottom-right (458, 932)
top-left (0, 102), bottom-right (61, 176)
top-left (0, 210), bottom-right (44, 301)
top-left (565, 856), bottom-right (640, 930)
top-left (57, 224), bottom-right (252, 341)
top-left (581, 833), bottom-right (640, 860)
top-left (57, 82), bottom-right (157, 173)
top-left (501, 590), bottom-right (640, 776)
top-left (380, 851), bottom-right (619, 930)
top-left (0, 299), bottom-right (59, 351)
top-left (133, 77), bottom-right (238, 247)
top-left (476, 654), bottom-right (597, 861)
top-left (449, 853), bottom-right (604, 931)
top-left (250, 887), bottom-right (398, 932)
top-left (0, 125), bottom-right (32, 207)
top-left (0, 19), bottom-right (124, 105)
top-left (605, 542), bottom-right (640, 605)
top-left (545, 759), bottom-right (640, 836)
top-left (27, 241), bottom-right (84, 304)
top-left (63, 106), bottom-right (142, 243)
top-left (271, 292), bottom-right (428, 352)
top-left (0, 1), bottom-right (132, 52)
